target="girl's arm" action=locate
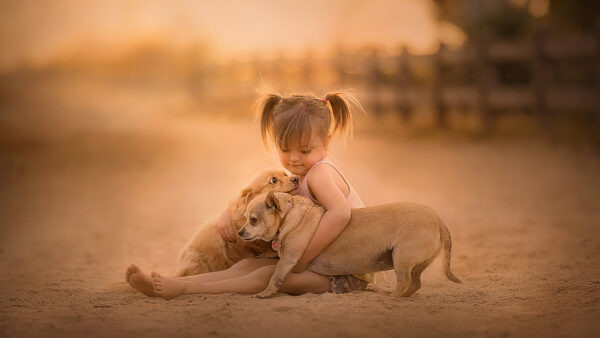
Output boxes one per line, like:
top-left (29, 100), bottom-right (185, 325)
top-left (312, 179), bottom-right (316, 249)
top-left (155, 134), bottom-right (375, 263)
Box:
top-left (217, 208), bottom-right (237, 242)
top-left (292, 165), bottom-right (351, 273)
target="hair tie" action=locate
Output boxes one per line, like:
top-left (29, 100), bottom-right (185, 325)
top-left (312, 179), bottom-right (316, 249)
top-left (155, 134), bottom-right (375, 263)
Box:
top-left (322, 98), bottom-right (328, 103)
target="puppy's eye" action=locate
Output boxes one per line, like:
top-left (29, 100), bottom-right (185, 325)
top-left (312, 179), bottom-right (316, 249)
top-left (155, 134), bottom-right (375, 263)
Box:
top-left (249, 217), bottom-right (257, 226)
top-left (269, 177), bottom-right (278, 184)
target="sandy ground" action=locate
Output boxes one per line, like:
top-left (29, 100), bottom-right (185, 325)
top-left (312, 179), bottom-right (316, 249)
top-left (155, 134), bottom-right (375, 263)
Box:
top-left (1, 77), bottom-right (600, 337)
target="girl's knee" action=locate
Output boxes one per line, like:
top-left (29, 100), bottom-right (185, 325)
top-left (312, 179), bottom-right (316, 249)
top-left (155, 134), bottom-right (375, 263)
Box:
top-left (279, 271), bottom-right (330, 295)
top-left (244, 265), bottom-right (275, 291)
top-left (249, 265), bottom-right (276, 284)
top-left (254, 265), bottom-right (276, 278)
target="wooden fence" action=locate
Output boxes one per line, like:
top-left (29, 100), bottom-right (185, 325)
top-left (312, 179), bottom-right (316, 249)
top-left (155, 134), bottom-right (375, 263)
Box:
top-left (198, 27), bottom-right (600, 133)
top-left (338, 28), bottom-right (600, 133)
top-left (430, 29), bottom-right (597, 132)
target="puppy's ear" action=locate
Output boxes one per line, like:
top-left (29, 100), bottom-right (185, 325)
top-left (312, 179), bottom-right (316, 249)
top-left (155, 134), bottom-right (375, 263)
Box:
top-left (265, 191), bottom-right (281, 212)
top-left (235, 188), bottom-right (253, 212)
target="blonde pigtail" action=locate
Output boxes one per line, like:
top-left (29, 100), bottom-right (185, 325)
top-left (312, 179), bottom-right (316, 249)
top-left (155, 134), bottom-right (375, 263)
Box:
top-left (325, 91), bottom-right (364, 139)
top-left (255, 94), bottom-right (282, 149)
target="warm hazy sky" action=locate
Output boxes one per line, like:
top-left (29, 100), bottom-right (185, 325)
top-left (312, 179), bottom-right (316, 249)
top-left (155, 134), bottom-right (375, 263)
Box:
top-left (0, 0), bottom-right (458, 70)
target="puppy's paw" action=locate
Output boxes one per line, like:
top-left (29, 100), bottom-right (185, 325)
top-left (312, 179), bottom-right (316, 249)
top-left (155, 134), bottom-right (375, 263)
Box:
top-left (253, 289), bottom-right (277, 299)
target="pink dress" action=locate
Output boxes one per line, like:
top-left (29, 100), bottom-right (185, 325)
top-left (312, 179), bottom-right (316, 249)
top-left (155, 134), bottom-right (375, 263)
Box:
top-left (295, 157), bottom-right (374, 293)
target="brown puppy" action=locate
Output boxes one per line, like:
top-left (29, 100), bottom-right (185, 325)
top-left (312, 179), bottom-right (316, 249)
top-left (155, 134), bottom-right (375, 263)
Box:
top-left (238, 192), bottom-right (462, 298)
top-left (175, 169), bottom-right (298, 276)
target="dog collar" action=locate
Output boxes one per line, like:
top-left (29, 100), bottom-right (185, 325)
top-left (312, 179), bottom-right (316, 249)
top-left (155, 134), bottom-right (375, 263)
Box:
top-left (271, 200), bottom-right (292, 251)
top-left (271, 235), bottom-right (281, 250)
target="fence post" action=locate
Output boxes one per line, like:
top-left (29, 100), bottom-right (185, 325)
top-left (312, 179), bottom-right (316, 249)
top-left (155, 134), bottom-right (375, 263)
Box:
top-left (252, 55), bottom-right (263, 84)
top-left (274, 51), bottom-right (285, 87)
top-left (184, 46), bottom-right (207, 103)
top-left (433, 42), bottom-right (447, 128)
top-left (396, 46), bottom-right (412, 122)
top-left (367, 49), bottom-right (383, 117)
top-left (334, 47), bottom-right (347, 86)
top-left (533, 28), bottom-right (550, 133)
top-left (301, 49), bottom-right (314, 87)
top-left (475, 37), bottom-right (493, 133)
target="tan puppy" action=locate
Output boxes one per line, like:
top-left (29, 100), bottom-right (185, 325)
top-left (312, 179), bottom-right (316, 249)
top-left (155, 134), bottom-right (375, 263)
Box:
top-left (175, 169), bottom-right (298, 276)
top-left (238, 192), bottom-right (462, 298)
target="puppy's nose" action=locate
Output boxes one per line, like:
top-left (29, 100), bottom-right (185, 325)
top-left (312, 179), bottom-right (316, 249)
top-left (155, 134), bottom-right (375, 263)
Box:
top-left (238, 229), bottom-right (245, 237)
top-left (291, 177), bottom-right (299, 184)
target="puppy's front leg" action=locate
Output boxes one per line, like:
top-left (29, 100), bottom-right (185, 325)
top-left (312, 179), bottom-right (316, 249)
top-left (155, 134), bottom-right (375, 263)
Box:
top-left (254, 257), bottom-right (297, 298)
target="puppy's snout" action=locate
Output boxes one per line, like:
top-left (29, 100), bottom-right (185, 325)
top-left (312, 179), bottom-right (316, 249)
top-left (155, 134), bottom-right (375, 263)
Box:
top-left (238, 229), bottom-right (246, 237)
top-left (291, 177), bottom-right (299, 184)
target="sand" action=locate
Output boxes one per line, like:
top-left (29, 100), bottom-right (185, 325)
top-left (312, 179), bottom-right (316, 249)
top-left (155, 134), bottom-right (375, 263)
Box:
top-left (1, 78), bottom-right (600, 337)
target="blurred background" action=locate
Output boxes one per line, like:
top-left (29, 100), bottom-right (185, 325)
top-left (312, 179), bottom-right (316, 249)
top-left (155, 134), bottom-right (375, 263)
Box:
top-left (1, 1), bottom-right (600, 337)
top-left (2, 0), bottom-right (600, 137)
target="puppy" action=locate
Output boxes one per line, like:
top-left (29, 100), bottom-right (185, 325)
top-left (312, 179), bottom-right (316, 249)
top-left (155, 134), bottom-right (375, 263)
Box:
top-left (238, 192), bottom-right (462, 298)
top-left (175, 169), bottom-right (298, 276)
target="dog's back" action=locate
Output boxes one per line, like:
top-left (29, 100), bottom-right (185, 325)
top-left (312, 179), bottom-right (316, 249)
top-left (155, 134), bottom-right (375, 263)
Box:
top-left (308, 202), bottom-right (446, 276)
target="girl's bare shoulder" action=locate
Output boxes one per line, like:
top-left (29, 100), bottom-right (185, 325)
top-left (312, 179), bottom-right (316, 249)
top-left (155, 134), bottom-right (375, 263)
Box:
top-left (306, 164), bottom-right (349, 198)
top-left (306, 163), bottom-right (337, 184)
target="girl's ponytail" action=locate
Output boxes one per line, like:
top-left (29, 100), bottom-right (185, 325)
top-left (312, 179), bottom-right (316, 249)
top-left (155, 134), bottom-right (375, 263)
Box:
top-left (256, 93), bottom-right (282, 148)
top-left (325, 91), bottom-right (364, 139)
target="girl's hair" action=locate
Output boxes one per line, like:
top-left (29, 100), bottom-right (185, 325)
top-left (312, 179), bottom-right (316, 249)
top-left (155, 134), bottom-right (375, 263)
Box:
top-left (257, 91), bottom-right (364, 150)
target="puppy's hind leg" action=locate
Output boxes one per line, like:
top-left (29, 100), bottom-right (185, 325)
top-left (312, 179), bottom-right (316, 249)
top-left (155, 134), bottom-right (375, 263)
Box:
top-left (391, 261), bottom-right (413, 298)
top-left (393, 225), bottom-right (442, 298)
top-left (402, 254), bottom-right (438, 297)
top-left (390, 246), bottom-right (418, 298)
top-left (391, 242), bottom-right (437, 298)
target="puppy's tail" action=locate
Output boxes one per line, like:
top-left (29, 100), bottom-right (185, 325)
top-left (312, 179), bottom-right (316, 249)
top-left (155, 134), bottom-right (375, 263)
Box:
top-left (439, 222), bottom-right (462, 284)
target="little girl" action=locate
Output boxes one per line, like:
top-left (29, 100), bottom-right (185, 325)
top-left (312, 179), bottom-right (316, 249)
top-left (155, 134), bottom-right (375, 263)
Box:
top-left (126, 91), bottom-right (375, 299)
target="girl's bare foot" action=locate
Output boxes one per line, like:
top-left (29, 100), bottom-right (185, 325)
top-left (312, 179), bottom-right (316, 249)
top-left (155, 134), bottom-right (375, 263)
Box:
top-left (125, 264), bottom-right (156, 297)
top-left (151, 271), bottom-right (191, 300)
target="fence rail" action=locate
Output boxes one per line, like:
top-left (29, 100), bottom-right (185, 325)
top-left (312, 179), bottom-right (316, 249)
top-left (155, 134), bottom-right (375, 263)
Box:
top-left (391, 30), bottom-right (599, 132)
top-left (195, 27), bottom-right (600, 133)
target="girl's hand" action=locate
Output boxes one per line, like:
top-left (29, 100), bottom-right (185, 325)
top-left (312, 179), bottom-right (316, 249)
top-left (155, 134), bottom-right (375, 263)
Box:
top-left (218, 209), bottom-right (237, 242)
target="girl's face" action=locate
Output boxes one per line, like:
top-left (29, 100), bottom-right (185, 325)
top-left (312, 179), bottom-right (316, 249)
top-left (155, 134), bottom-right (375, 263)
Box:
top-left (277, 133), bottom-right (329, 177)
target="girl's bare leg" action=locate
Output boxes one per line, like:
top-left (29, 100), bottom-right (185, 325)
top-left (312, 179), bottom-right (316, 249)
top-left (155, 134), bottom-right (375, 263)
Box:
top-left (175, 258), bottom-right (279, 283)
top-left (152, 265), bottom-right (330, 300)
top-left (126, 258), bottom-right (276, 297)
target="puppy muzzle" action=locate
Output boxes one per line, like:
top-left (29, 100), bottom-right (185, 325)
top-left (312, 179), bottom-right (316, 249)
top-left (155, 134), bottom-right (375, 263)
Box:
top-left (238, 228), bottom-right (254, 241)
